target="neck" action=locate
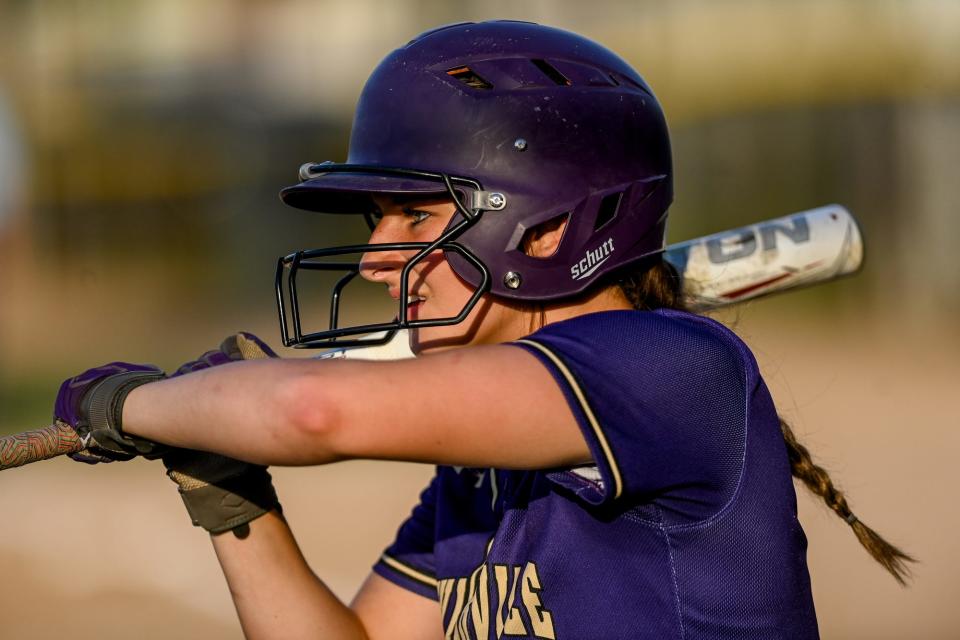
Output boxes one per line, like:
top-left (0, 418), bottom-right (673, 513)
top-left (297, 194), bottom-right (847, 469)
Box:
top-left (418, 286), bottom-right (635, 353)
top-left (541, 285), bottom-right (633, 327)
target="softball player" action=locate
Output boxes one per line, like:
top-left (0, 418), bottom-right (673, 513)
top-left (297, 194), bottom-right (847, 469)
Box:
top-left (52, 21), bottom-right (910, 639)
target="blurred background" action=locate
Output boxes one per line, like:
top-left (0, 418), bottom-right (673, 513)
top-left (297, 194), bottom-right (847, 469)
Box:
top-left (1, 1), bottom-right (957, 638)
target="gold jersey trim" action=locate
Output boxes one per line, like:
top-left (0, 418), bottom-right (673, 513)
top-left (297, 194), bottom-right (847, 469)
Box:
top-left (514, 338), bottom-right (623, 500)
top-left (380, 553), bottom-right (438, 589)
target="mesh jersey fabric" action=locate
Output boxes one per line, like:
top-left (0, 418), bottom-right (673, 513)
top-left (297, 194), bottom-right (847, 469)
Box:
top-left (374, 309), bottom-right (818, 639)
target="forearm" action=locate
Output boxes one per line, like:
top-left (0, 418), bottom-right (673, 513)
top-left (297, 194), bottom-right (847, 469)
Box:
top-left (212, 509), bottom-right (367, 640)
top-left (121, 345), bottom-right (591, 470)
top-left (121, 359), bottom-right (338, 465)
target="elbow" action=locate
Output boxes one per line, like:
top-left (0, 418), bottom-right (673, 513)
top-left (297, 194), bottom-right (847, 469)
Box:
top-left (275, 371), bottom-right (346, 465)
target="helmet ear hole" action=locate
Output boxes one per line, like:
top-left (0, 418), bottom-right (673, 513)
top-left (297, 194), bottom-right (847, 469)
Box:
top-left (521, 212), bottom-right (570, 258)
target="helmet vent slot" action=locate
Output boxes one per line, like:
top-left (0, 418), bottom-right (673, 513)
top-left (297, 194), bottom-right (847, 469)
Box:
top-left (447, 66), bottom-right (493, 90)
top-left (531, 59), bottom-right (572, 86)
top-left (594, 192), bottom-right (622, 230)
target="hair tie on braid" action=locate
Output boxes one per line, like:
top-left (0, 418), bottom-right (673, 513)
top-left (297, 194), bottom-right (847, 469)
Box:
top-left (778, 417), bottom-right (915, 585)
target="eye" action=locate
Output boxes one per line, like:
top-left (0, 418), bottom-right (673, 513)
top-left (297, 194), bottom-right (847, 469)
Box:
top-left (403, 208), bottom-right (431, 226)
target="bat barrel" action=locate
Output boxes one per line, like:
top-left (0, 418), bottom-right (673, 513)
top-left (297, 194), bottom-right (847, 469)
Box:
top-left (666, 204), bottom-right (864, 310)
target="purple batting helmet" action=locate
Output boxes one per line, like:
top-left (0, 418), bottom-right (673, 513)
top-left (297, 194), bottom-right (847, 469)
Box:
top-left (276, 20), bottom-right (672, 348)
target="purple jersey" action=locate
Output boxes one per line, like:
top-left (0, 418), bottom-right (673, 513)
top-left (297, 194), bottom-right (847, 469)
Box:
top-left (374, 310), bottom-right (818, 639)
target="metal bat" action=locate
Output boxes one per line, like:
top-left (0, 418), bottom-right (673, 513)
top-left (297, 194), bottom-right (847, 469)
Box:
top-left (0, 204), bottom-right (863, 471)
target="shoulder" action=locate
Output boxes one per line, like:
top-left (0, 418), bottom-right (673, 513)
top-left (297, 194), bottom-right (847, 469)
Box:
top-left (511, 309), bottom-right (762, 514)
top-left (518, 309), bottom-right (758, 387)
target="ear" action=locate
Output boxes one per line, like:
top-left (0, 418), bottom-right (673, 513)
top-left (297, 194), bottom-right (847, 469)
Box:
top-left (523, 214), bottom-right (569, 258)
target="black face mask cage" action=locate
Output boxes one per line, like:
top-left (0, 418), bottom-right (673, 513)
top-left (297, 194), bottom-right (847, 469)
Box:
top-left (275, 164), bottom-right (494, 349)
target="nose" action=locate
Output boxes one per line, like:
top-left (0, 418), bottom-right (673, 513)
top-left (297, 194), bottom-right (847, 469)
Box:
top-left (358, 219), bottom-right (410, 288)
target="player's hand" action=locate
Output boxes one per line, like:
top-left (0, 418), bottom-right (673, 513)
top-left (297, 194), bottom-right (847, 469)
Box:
top-left (172, 331), bottom-right (277, 375)
top-left (163, 449), bottom-right (280, 535)
top-left (54, 362), bottom-right (167, 464)
top-left (164, 331), bottom-right (281, 535)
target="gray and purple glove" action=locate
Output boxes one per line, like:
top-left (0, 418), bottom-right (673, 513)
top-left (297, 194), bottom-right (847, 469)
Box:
top-left (54, 362), bottom-right (167, 464)
top-left (172, 331), bottom-right (276, 375)
top-left (163, 332), bottom-right (281, 536)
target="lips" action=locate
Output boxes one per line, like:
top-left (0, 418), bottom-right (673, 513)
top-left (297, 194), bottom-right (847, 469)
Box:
top-left (401, 296), bottom-right (425, 322)
top-left (389, 287), bottom-right (422, 300)
top-left (387, 287), bottom-right (427, 318)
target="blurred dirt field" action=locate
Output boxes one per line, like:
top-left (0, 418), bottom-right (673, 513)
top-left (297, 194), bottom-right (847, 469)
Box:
top-left (1, 310), bottom-right (957, 639)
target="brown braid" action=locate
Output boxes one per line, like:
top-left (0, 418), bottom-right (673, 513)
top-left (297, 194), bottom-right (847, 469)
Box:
top-left (779, 417), bottom-right (915, 584)
top-left (616, 255), bottom-right (916, 585)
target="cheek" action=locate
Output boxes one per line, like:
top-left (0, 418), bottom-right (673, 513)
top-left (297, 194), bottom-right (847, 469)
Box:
top-left (417, 254), bottom-right (474, 299)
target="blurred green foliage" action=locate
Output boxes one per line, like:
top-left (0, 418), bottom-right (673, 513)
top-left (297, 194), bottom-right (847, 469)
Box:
top-left (0, 376), bottom-right (56, 436)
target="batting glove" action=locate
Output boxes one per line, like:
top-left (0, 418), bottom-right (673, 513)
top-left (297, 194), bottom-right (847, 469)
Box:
top-left (54, 362), bottom-right (167, 464)
top-left (163, 332), bottom-right (281, 536)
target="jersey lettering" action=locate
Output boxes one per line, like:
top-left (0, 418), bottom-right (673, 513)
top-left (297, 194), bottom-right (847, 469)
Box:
top-left (439, 561), bottom-right (557, 639)
top-left (520, 563), bottom-right (556, 639)
top-left (468, 564), bottom-right (490, 639)
top-left (442, 577), bottom-right (469, 639)
top-left (495, 564), bottom-right (526, 636)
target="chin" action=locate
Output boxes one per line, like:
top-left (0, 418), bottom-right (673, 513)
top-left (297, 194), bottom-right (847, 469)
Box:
top-left (408, 296), bottom-right (497, 354)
